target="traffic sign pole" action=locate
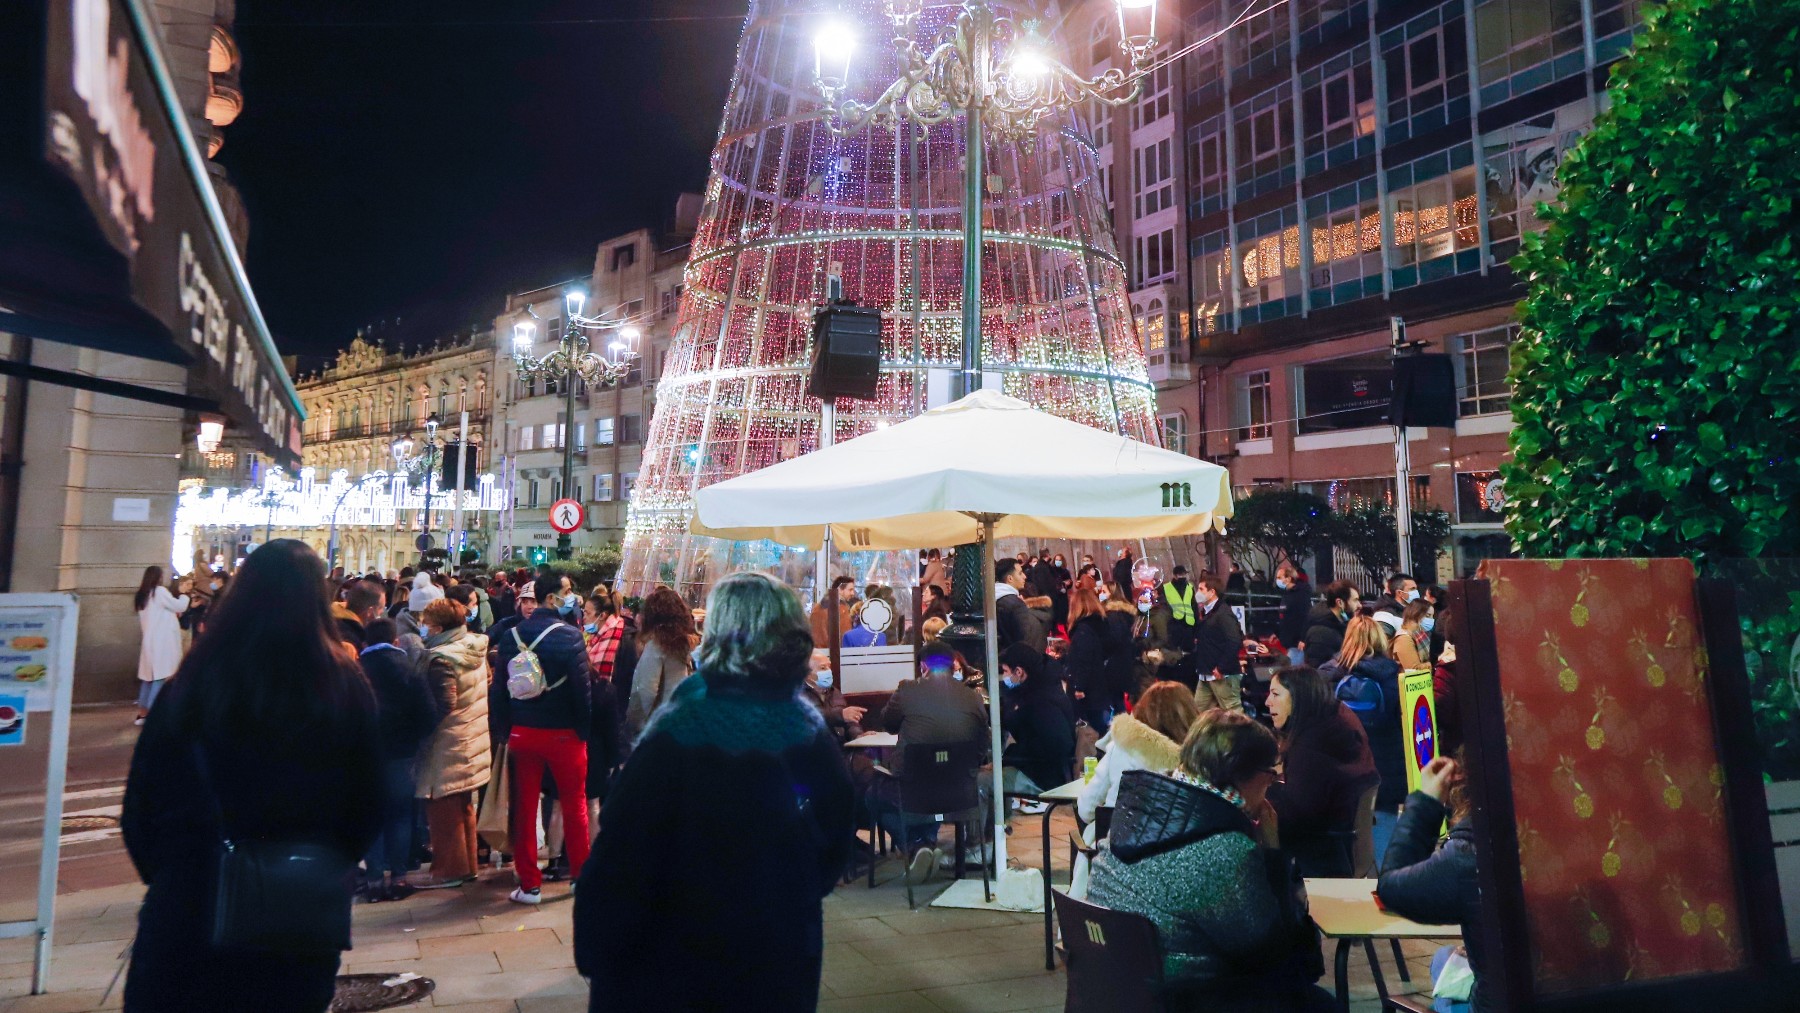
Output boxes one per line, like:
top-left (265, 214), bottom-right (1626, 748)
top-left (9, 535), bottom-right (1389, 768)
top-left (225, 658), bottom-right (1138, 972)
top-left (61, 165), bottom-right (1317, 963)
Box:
top-left (547, 498), bottom-right (584, 561)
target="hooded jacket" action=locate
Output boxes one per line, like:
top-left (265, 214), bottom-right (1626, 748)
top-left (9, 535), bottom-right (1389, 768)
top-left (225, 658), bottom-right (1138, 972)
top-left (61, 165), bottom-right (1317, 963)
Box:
top-left (1076, 711), bottom-right (1183, 823)
top-left (416, 627), bottom-right (493, 798)
top-left (1088, 770), bottom-right (1321, 994)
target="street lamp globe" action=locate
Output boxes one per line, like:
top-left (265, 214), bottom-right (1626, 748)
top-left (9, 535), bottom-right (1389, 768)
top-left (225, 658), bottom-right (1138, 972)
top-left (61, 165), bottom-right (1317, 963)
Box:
top-left (565, 290), bottom-right (585, 317)
top-left (512, 320), bottom-right (536, 355)
top-left (391, 436), bottom-right (413, 464)
top-left (813, 21), bottom-right (854, 89)
top-left (1007, 36), bottom-right (1052, 80)
top-left (424, 414), bottom-right (440, 441)
top-left (1116, 0), bottom-right (1158, 58)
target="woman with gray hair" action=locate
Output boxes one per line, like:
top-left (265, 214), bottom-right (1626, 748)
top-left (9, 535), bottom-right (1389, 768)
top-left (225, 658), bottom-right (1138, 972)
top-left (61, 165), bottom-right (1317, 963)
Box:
top-left (574, 572), bottom-right (854, 1012)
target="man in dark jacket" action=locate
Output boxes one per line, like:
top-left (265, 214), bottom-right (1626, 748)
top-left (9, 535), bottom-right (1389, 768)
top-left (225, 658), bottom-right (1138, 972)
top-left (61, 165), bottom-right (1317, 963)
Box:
top-left (358, 618), bottom-right (439, 901)
top-left (489, 572), bottom-right (517, 622)
top-left (490, 597), bottom-right (593, 904)
top-left (1191, 576), bottom-right (1251, 713)
top-left (997, 643), bottom-right (1076, 797)
top-left (995, 558), bottom-right (1047, 652)
top-left (1275, 563), bottom-right (1313, 666)
top-left (1302, 580), bottom-right (1359, 666)
top-left (877, 643), bottom-right (989, 880)
top-left (1377, 756), bottom-right (1484, 1012)
top-left (1111, 547), bottom-right (1135, 595)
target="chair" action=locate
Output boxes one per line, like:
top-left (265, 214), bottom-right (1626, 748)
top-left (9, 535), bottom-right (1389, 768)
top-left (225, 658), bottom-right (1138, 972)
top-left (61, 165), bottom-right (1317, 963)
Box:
top-left (1053, 890), bottom-right (1167, 1013)
top-left (1069, 805), bottom-right (1114, 870)
top-left (868, 740), bottom-right (989, 908)
top-left (1349, 784), bottom-right (1411, 987)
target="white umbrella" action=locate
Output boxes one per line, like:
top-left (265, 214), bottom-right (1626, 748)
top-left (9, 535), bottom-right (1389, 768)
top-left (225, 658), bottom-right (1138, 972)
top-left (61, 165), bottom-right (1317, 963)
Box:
top-left (691, 390), bottom-right (1234, 890)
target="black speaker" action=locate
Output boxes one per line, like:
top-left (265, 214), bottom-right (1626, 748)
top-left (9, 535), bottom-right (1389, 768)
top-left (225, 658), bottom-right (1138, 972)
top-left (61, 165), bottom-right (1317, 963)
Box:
top-left (1389, 354), bottom-right (1458, 428)
top-left (806, 302), bottom-right (882, 401)
top-left (439, 442), bottom-right (480, 491)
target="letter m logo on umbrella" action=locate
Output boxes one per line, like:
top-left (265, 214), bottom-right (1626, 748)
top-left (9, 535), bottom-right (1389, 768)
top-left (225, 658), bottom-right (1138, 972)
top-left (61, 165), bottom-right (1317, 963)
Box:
top-left (1159, 482), bottom-right (1193, 509)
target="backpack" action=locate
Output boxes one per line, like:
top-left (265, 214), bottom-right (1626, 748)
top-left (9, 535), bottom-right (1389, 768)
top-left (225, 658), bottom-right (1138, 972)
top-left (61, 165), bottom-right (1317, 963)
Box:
top-left (507, 626), bottom-right (566, 700)
top-left (1332, 664), bottom-right (1387, 736)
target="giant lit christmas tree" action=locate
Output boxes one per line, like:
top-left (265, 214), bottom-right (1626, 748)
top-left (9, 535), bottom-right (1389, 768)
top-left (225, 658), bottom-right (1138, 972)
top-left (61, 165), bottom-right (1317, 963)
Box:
top-left (619, 0), bottom-right (1160, 597)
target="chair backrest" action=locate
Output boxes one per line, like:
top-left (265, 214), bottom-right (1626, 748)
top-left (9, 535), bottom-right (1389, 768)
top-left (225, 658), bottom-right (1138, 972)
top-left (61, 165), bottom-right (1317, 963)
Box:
top-left (897, 740), bottom-right (984, 816)
top-left (1093, 805), bottom-right (1115, 842)
top-left (1053, 890), bottom-right (1166, 1013)
top-left (1351, 783), bottom-right (1379, 877)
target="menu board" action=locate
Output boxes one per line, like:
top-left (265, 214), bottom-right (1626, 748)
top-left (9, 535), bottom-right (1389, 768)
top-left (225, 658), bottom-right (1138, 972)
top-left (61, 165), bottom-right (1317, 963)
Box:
top-left (0, 610), bottom-right (60, 714)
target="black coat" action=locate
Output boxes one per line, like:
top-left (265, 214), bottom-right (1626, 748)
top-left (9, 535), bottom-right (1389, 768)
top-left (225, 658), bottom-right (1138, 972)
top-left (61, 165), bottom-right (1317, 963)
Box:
top-left (996, 591), bottom-right (1047, 653)
top-left (1301, 605), bottom-right (1347, 667)
top-left (1191, 601), bottom-right (1245, 677)
top-left (1001, 683), bottom-right (1077, 790)
top-left (1101, 604), bottom-right (1141, 701)
top-left (360, 643), bottom-right (440, 761)
top-left (490, 610), bottom-right (593, 740)
top-left (122, 676), bottom-right (382, 1013)
top-left (1378, 792), bottom-right (1487, 1012)
top-left (574, 671), bottom-right (853, 1012)
top-left (1112, 556), bottom-right (1134, 594)
top-left (1268, 703), bottom-right (1379, 878)
top-left (1066, 614), bottom-right (1110, 703)
top-left (1277, 581), bottom-right (1313, 649)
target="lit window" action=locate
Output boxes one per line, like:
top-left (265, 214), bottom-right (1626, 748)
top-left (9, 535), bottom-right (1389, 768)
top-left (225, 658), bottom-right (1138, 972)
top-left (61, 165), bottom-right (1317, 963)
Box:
top-left (594, 417), bottom-right (616, 446)
top-left (1233, 371), bottom-right (1273, 441)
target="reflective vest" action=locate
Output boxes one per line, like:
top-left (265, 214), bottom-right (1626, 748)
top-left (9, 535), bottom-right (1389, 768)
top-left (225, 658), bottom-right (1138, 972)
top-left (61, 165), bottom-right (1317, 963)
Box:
top-left (1163, 581), bottom-right (1196, 625)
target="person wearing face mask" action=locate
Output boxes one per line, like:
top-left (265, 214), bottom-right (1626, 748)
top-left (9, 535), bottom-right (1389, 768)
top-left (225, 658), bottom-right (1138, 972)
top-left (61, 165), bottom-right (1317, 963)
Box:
top-left (997, 643), bottom-right (1077, 811)
top-left (994, 558), bottom-right (1047, 653)
top-left (1390, 599), bottom-right (1434, 671)
top-left (1371, 573), bottom-right (1418, 636)
top-left (1191, 575), bottom-right (1256, 714)
top-left (1302, 581), bottom-right (1359, 667)
top-left (1151, 565), bottom-right (1200, 688)
top-left (1274, 563), bottom-right (1313, 668)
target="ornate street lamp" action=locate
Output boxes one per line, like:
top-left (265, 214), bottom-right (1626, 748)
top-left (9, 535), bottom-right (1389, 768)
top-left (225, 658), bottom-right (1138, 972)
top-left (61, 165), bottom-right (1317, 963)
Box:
top-left (510, 289), bottom-right (642, 559)
top-left (391, 417), bottom-right (443, 566)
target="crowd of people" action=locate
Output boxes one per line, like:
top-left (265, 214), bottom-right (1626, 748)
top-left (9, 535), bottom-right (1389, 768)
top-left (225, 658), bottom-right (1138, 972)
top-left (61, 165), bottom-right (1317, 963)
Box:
top-left (121, 540), bottom-right (1478, 1013)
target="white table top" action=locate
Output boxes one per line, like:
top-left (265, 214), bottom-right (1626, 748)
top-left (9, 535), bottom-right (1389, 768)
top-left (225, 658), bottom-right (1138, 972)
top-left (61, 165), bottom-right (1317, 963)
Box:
top-left (1036, 777), bottom-right (1086, 803)
top-left (1304, 878), bottom-right (1462, 939)
top-left (844, 731), bottom-right (898, 749)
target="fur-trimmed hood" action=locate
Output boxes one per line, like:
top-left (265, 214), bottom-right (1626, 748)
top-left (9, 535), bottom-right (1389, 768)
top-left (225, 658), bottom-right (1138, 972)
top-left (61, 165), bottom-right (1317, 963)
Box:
top-left (1098, 711), bottom-right (1184, 774)
top-left (1104, 599), bottom-right (1139, 617)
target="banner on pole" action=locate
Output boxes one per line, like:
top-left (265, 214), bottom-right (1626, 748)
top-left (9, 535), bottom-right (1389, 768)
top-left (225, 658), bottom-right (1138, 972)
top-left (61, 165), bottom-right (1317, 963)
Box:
top-left (1400, 667), bottom-right (1437, 794)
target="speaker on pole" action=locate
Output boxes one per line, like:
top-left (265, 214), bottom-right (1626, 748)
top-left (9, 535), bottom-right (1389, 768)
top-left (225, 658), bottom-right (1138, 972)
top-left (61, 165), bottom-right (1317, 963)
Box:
top-left (1389, 354), bottom-right (1458, 428)
top-left (806, 302), bottom-right (882, 401)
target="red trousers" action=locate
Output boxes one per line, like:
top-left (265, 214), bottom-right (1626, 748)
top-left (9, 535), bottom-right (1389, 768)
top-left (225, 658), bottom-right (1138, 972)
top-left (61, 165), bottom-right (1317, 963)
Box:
top-left (508, 726), bottom-right (589, 891)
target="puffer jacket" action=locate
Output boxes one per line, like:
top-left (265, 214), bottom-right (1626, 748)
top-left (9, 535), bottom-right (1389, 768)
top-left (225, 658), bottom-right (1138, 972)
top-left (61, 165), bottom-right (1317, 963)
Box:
top-left (416, 628), bottom-right (493, 798)
top-left (1088, 770), bottom-right (1322, 1001)
top-left (1378, 791), bottom-right (1488, 1012)
top-left (490, 610), bottom-right (593, 741)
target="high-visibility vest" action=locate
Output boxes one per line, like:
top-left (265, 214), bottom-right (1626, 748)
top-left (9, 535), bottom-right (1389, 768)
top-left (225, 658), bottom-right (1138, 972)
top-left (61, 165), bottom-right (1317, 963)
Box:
top-left (1163, 581), bottom-right (1196, 625)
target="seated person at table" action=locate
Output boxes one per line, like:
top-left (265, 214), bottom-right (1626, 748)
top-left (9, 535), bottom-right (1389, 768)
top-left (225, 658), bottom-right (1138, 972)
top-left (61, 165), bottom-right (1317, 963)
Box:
top-left (1088, 711), bottom-right (1329, 1012)
top-left (803, 649), bottom-right (867, 743)
top-left (1265, 666), bottom-right (1379, 878)
top-left (876, 642), bottom-right (988, 884)
top-left (1077, 680), bottom-right (1200, 825)
top-left (998, 643), bottom-right (1077, 807)
top-left (1378, 754), bottom-right (1483, 1013)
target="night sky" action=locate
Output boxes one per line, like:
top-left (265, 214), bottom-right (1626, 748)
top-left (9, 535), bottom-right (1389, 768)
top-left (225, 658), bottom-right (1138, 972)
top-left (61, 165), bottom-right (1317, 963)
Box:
top-left (217, 1), bottom-right (742, 367)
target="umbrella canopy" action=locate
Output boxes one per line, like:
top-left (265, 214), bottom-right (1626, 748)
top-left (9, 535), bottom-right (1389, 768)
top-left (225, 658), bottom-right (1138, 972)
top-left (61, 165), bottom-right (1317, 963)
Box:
top-left (691, 390), bottom-right (1234, 547)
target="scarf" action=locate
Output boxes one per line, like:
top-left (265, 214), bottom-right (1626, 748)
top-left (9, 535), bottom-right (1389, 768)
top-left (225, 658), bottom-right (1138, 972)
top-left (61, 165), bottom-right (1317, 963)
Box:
top-left (588, 614), bottom-right (626, 680)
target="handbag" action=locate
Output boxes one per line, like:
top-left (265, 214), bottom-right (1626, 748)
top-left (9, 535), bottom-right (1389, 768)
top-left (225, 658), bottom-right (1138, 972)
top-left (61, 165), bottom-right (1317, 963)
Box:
top-left (476, 740), bottom-right (511, 850)
top-left (193, 744), bottom-right (355, 953)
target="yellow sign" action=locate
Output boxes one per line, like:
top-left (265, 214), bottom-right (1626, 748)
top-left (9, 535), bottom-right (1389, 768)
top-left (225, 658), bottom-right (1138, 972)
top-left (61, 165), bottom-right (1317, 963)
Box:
top-left (1400, 668), bottom-right (1438, 794)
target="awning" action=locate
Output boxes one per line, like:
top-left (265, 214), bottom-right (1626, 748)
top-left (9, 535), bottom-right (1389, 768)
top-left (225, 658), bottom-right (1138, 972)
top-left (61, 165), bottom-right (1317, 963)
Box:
top-left (0, 0), bottom-right (302, 464)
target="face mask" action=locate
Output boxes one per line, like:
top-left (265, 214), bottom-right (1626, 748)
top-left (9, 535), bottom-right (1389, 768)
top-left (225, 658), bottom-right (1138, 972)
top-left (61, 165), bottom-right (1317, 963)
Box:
top-left (1054, 559), bottom-right (1065, 567)
top-left (1001, 674), bottom-right (1019, 689)
top-left (1405, 589), bottom-right (1421, 602)
top-left (1421, 617), bottom-right (1436, 633)
top-left (1137, 602), bottom-right (1151, 614)
top-left (1275, 579), bottom-right (1290, 590)
top-left (584, 622), bottom-right (598, 634)
top-left (815, 669), bottom-right (834, 691)
top-left (1097, 589), bottom-right (1109, 602)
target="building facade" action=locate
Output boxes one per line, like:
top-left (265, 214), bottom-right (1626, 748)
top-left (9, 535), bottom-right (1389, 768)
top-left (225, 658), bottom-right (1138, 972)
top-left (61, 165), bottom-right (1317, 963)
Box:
top-left (284, 332), bottom-right (496, 572)
top-left (1075, 0), bottom-right (1644, 581)
top-left (493, 200), bottom-right (696, 561)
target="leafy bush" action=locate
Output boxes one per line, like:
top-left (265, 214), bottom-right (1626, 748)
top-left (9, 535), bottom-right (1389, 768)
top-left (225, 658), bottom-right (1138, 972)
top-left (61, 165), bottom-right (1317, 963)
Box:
top-left (1224, 490), bottom-right (1334, 573)
top-left (1502, 0), bottom-right (1800, 564)
top-left (1330, 504), bottom-right (1452, 591)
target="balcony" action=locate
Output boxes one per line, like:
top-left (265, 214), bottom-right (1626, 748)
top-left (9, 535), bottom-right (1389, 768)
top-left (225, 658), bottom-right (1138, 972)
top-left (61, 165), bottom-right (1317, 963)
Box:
top-left (1147, 353), bottom-right (1192, 389)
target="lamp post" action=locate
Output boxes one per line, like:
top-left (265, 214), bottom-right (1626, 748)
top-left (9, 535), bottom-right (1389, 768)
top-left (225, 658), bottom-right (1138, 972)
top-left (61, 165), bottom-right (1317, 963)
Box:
top-left (325, 470), bottom-right (389, 571)
top-left (392, 418), bottom-right (442, 567)
top-left (510, 289), bottom-right (642, 560)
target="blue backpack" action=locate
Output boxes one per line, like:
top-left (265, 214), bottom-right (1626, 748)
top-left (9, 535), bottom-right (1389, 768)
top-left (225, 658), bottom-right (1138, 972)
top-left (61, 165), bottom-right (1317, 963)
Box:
top-left (1329, 661), bottom-right (1389, 736)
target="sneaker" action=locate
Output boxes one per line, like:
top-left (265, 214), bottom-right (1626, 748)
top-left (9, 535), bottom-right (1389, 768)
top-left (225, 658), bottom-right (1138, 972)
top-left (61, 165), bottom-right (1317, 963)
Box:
top-left (383, 882), bottom-right (416, 902)
top-left (904, 847), bottom-right (937, 886)
top-left (132, 717), bottom-right (145, 727)
top-left (509, 887), bottom-right (542, 905)
top-left (938, 843), bottom-right (995, 870)
top-left (1017, 800), bottom-right (1050, 815)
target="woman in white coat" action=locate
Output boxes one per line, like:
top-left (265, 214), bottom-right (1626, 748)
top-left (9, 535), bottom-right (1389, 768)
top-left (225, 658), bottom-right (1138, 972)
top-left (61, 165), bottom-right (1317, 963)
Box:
top-left (1069, 681), bottom-right (1199, 896)
top-left (134, 566), bottom-right (188, 725)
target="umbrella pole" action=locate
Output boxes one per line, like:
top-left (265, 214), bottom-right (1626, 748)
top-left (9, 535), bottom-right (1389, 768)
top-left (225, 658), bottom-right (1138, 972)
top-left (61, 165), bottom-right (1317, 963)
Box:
top-left (982, 516), bottom-right (1007, 874)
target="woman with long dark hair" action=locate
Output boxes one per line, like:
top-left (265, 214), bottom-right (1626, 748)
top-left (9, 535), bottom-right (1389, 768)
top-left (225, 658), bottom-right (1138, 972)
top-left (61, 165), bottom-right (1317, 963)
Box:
top-left (1265, 665), bottom-right (1378, 877)
top-left (133, 566), bottom-right (187, 725)
top-left (575, 573), bottom-right (852, 1011)
top-left (623, 585), bottom-right (698, 743)
top-left (121, 540), bottom-right (382, 1013)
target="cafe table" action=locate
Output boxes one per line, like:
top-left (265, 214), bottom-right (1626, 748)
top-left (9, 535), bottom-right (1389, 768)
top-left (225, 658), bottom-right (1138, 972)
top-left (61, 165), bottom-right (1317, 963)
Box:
top-left (1304, 877), bottom-right (1462, 1012)
top-left (843, 731), bottom-right (898, 749)
top-left (1028, 776), bottom-right (1086, 970)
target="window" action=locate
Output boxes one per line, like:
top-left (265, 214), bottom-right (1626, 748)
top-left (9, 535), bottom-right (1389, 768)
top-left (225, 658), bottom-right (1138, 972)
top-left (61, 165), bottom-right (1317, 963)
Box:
top-left (1381, 10), bottom-right (1470, 145)
top-left (660, 284), bottom-right (684, 318)
top-left (1306, 177), bottom-right (1384, 307)
top-left (519, 426), bottom-right (535, 451)
top-left (1131, 55), bottom-right (1172, 129)
top-left (593, 416), bottom-right (616, 446)
top-left (1234, 370), bottom-right (1274, 441)
top-left (1301, 47), bottom-right (1376, 174)
top-left (574, 422), bottom-right (586, 449)
top-left (1090, 18), bottom-right (1113, 66)
top-left (1474, 0), bottom-right (1585, 106)
top-left (1191, 230), bottom-right (1232, 335)
top-left (618, 414), bottom-right (643, 445)
top-left (1159, 412), bottom-right (1189, 456)
top-left (1086, 98), bottom-right (1111, 151)
top-left (1297, 0), bottom-right (1362, 48)
top-left (1231, 6), bottom-right (1287, 83)
top-left (1236, 208), bottom-right (1302, 323)
top-left (1184, 4), bottom-right (1225, 108)
top-left (1187, 115), bottom-right (1227, 217)
top-left (550, 477), bottom-right (563, 503)
top-left (526, 480), bottom-right (540, 508)
top-left (1097, 166), bottom-right (1113, 209)
top-left (609, 244), bottom-right (636, 271)
top-left (1232, 83), bottom-right (1294, 202)
top-left (1137, 299), bottom-right (1168, 357)
top-left (1132, 137), bottom-right (1175, 218)
top-left (540, 422), bottom-right (565, 449)
top-left (1133, 228), bottom-right (1176, 288)
top-left (1481, 99), bottom-right (1591, 263)
top-left (1455, 323), bottom-right (1519, 416)
top-left (1387, 144), bottom-right (1482, 286)
top-left (436, 382), bottom-right (448, 418)
top-left (592, 473), bottom-right (615, 501)
top-left (1591, 0), bottom-right (1647, 62)
top-left (621, 471), bottom-right (639, 501)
